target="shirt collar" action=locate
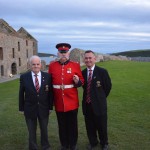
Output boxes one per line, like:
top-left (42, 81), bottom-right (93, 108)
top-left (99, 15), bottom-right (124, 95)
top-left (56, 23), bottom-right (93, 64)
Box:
top-left (58, 59), bottom-right (70, 65)
top-left (87, 65), bottom-right (95, 71)
top-left (31, 71), bottom-right (41, 77)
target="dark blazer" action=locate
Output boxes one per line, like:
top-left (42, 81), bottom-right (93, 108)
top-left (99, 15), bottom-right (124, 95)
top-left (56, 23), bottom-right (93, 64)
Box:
top-left (82, 65), bottom-right (112, 116)
top-left (19, 71), bottom-right (53, 119)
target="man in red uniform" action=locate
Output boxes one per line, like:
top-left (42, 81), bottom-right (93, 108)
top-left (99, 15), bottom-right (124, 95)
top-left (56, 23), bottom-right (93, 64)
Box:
top-left (48, 43), bottom-right (84, 150)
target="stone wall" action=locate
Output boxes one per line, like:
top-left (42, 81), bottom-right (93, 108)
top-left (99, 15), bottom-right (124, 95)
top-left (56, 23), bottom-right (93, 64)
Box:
top-left (0, 32), bottom-right (37, 77)
top-left (70, 48), bottom-right (129, 66)
top-left (0, 19), bottom-right (38, 78)
top-left (70, 48), bottom-right (105, 66)
top-left (69, 48), bottom-right (85, 65)
top-left (130, 57), bottom-right (150, 62)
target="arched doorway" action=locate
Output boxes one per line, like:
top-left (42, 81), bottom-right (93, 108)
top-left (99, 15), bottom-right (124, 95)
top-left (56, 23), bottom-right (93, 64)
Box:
top-left (11, 63), bottom-right (17, 75)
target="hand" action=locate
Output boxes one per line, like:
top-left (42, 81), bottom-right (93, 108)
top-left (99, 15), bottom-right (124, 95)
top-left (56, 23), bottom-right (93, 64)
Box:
top-left (73, 75), bottom-right (79, 84)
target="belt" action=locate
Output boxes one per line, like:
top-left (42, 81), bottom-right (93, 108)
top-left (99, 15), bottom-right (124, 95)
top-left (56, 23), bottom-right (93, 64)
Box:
top-left (53, 84), bottom-right (74, 90)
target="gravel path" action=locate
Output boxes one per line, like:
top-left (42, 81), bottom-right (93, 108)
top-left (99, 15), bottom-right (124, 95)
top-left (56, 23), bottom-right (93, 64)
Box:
top-left (0, 75), bottom-right (20, 83)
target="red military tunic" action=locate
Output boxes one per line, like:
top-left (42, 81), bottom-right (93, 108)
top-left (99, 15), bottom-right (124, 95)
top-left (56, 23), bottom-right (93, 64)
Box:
top-left (48, 60), bottom-right (84, 112)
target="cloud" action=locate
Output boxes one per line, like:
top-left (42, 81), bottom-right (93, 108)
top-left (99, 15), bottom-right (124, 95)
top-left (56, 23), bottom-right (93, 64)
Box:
top-left (1, 0), bottom-right (150, 54)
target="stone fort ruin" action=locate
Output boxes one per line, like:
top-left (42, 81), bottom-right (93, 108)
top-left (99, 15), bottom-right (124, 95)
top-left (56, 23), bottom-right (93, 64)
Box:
top-left (0, 19), bottom-right (38, 78)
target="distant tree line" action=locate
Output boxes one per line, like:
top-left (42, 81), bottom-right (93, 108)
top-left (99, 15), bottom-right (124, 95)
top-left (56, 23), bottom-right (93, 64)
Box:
top-left (111, 49), bottom-right (150, 57)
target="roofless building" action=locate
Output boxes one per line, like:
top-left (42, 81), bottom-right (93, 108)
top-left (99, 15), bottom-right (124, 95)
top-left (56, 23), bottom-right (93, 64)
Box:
top-left (0, 19), bottom-right (38, 78)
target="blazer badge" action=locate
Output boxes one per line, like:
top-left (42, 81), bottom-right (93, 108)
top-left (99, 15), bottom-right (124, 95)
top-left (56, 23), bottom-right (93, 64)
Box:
top-left (96, 81), bottom-right (101, 87)
top-left (45, 85), bottom-right (49, 91)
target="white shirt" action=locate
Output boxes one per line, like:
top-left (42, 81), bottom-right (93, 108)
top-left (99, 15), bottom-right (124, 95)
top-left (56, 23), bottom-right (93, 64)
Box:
top-left (87, 65), bottom-right (95, 79)
top-left (31, 71), bottom-right (41, 87)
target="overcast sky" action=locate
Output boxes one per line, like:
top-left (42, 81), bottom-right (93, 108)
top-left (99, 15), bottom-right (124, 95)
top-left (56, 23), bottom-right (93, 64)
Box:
top-left (1, 0), bottom-right (150, 54)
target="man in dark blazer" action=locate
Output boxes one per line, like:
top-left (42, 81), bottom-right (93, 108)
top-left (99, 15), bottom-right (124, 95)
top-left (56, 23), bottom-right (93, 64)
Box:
top-left (19, 55), bottom-right (53, 150)
top-left (82, 50), bottom-right (112, 150)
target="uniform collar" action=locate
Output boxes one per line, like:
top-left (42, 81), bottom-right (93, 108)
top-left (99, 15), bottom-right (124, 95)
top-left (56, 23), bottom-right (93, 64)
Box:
top-left (58, 59), bottom-right (70, 65)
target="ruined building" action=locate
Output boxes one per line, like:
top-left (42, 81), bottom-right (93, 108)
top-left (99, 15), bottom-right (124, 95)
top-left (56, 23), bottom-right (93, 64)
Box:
top-left (0, 19), bottom-right (37, 78)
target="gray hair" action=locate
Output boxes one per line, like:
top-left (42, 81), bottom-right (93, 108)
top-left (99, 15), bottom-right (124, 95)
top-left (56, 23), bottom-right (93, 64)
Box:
top-left (29, 55), bottom-right (41, 64)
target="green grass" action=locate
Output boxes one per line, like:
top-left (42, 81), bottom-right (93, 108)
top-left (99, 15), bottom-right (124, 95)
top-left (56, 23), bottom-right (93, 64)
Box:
top-left (0, 60), bottom-right (150, 150)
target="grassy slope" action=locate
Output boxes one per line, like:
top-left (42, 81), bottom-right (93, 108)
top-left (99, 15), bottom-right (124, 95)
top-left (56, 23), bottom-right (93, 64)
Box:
top-left (0, 60), bottom-right (149, 150)
top-left (102, 61), bottom-right (150, 150)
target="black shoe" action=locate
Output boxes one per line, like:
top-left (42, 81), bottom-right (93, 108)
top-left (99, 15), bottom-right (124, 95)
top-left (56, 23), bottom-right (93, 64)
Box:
top-left (102, 144), bottom-right (109, 150)
top-left (60, 146), bottom-right (68, 150)
top-left (86, 144), bottom-right (98, 150)
top-left (70, 145), bottom-right (78, 150)
top-left (45, 147), bottom-right (51, 150)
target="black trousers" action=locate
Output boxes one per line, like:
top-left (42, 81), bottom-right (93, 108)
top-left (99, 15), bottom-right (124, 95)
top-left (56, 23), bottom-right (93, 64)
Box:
top-left (56, 109), bottom-right (78, 148)
top-left (84, 103), bottom-right (108, 147)
top-left (25, 116), bottom-right (50, 150)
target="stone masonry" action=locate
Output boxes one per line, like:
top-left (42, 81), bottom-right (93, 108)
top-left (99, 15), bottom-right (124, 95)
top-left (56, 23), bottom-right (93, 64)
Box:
top-left (0, 19), bottom-right (38, 78)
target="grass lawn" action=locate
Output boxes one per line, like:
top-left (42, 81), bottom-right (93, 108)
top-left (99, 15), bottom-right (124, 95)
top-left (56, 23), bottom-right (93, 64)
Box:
top-left (0, 60), bottom-right (150, 150)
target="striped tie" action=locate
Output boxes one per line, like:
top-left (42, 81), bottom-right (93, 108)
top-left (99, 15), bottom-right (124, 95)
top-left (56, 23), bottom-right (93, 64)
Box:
top-left (86, 69), bottom-right (92, 103)
top-left (34, 74), bottom-right (40, 93)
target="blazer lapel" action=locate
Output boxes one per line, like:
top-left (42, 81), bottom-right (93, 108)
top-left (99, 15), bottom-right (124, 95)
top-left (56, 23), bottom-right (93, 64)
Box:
top-left (92, 67), bottom-right (97, 81)
top-left (28, 72), bottom-right (37, 93)
top-left (84, 69), bottom-right (88, 85)
top-left (40, 72), bottom-right (45, 93)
